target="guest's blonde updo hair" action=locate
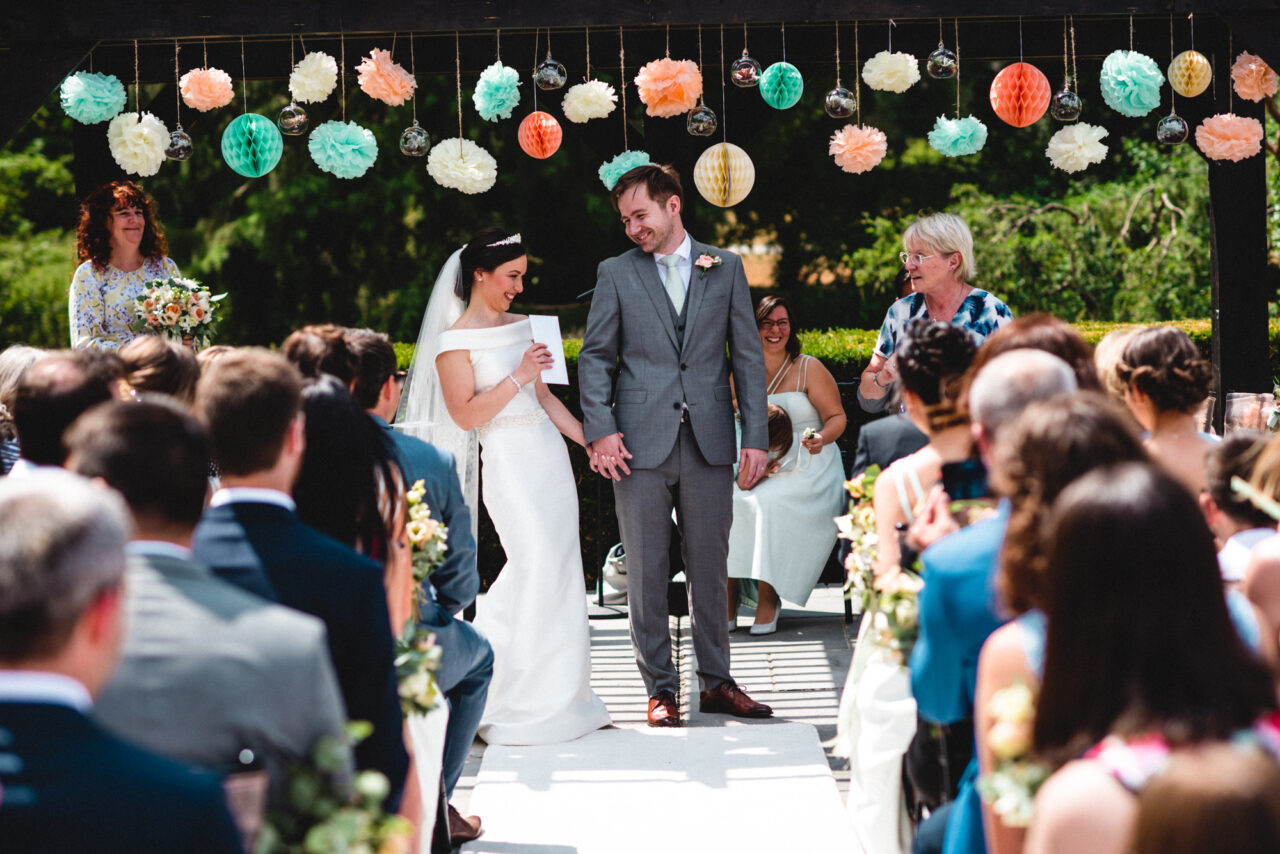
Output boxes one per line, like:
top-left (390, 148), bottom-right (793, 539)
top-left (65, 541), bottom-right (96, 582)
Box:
top-left (902, 213), bottom-right (977, 283)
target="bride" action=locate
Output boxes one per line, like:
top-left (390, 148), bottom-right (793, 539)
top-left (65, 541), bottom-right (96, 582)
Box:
top-left (399, 226), bottom-right (611, 745)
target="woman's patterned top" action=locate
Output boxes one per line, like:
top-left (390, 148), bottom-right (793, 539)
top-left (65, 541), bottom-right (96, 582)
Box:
top-left (874, 289), bottom-right (1013, 359)
top-left (68, 256), bottom-right (180, 351)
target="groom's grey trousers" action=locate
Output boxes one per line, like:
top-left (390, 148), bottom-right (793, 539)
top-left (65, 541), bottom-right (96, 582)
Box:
top-left (613, 417), bottom-right (733, 695)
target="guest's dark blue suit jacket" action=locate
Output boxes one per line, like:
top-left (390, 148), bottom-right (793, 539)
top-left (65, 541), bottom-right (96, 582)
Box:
top-left (0, 702), bottom-right (242, 852)
top-left (192, 501), bottom-right (409, 809)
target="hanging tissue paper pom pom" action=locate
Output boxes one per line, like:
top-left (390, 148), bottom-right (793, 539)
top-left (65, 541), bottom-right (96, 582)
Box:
top-left (693, 142), bottom-right (755, 207)
top-left (1195, 113), bottom-right (1264, 162)
top-left (108, 112), bottom-right (169, 177)
top-left (518, 111), bottom-right (563, 159)
top-left (180, 67), bottom-right (234, 112)
top-left (221, 113), bottom-right (284, 178)
top-left (290, 51), bottom-right (338, 103)
top-left (1046, 122), bottom-right (1109, 173)
top-left (61, 71), bottom-right (126, 124)
top-left (989, 62), bottom-right (1052, 127)
top-left (928, 115), bottom-right (989, 157)
top-left (598, 151), bottom-right (652, 190)
top-left (427, 138), bottom-right (498, 194)
top-left (1099, 50), bottom-right (1163, 117)
top-left (357, 49), bottom-right (416, 107)
top-left (1167, 50), bottom-right (1212, 98)
top-left (307, 120), bottom-right (378, 179)
top-left (563, 80), bottom-right (617, 123)
top-left (634, 58), bottom-right (702, 118)
top-left (760, 62), bottom-right (804, 109)
top-left (861, 51), bottom-right (921, 94)
top-left (828, 125), bottom-right (887, 174)
top-left (1231, 52), bottom-right (1279, 102)
top-left (473, 62), bottom-right (522, 122)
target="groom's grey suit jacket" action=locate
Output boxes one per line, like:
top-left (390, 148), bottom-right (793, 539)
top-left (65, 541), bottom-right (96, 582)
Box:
top-left (579, 238), bottom-right (767, 468)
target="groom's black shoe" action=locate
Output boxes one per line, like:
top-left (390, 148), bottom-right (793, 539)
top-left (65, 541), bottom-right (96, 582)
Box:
top-left (699, 681), bottom-right (773, 718)
top-left (647, 691), bottom-right (681, 727)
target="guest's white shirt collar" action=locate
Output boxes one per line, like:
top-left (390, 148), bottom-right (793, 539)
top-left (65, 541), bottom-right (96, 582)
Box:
top-left (209, 487), bottom-right (296, 512)
top-left (652, 231), bottom-right (693, 288)
top-left (0, 671), bottom-right (92, 711)
top-left (127, 540), bottom-right (194, 561)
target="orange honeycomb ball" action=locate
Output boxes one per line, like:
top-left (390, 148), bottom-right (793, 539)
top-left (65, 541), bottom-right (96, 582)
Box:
top-left (518, 111), bottom-right (562, 159)
top-left (989, 62), bottom-right (1052, 127)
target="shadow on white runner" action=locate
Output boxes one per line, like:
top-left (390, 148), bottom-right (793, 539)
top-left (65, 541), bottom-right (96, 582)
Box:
top-left (461, 722), bottom-right (852, 853)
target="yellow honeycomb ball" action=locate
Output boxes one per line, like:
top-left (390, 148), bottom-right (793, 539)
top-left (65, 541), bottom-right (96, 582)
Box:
top-left (693, 142), bottom-right (755, 207)
top-left (1168, 50), bottom-right (1212, 98)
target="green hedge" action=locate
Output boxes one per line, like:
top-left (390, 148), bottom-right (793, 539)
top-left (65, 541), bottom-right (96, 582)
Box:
top-left (394, 319), bottom-right (1280, 588)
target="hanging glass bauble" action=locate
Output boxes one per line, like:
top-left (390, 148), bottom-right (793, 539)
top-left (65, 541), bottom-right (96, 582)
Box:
top-left (165, 124), bottom-right (193, 161)
top-left (534, 57), bottom-right (568, 91)
top-left (1156, 112), bottom-right (1189, 145)
top-left (927, 43), bottom-right (958, 79)
top-left (824, 86), bottom-right (856, 118)
top-left (278, 102), bottom-right (309, 135)
top-left (731, 50), bottom-right (763, 87)
top-left (686, 101), bottom-right (717, 136)
top-left (399, 120), bottom-right (431, 157)
top-left (1050, 88), bottom-right (1083, 122)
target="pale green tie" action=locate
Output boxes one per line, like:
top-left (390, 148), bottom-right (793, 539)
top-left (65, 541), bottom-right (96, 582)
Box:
top-left (661, 253), bottom-right (684, 314)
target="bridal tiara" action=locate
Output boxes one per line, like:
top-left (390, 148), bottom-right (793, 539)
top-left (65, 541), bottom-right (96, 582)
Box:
top-left (487, 233), bottom-right (522, 248)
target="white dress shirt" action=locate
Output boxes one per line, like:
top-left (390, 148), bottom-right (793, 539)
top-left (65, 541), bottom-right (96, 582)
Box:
top-left (652, 231), bottom-right (693, 298)
top-left (208, 487), bottom-right (297, 511)
top-left (0, 671), bottom-right (93, 711)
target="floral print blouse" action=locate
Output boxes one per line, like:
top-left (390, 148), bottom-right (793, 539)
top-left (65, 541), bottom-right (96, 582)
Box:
top-left (873, 289), bottom-right (1013, 359)
top-left (69, 256), bottom-right (180, 351)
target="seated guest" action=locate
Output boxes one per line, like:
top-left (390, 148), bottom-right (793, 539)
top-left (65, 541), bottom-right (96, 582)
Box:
top-left (850, 413), bottom-right (928, 479)
top-left (347, 327), bottom-right (489, 842)
top-left (908, 350), bottom-right (1077, 854)
top-left (1199, 432), bottom-right (1274, 586)
top-left (282, 323), bottom-right (356, 383)
top-left (191, 348), bottom-right (408, 809)
top-left (119, 335), bottom-right (200, 403)
top-left (0, 344), bottom-right (44, 475)
top-left (1025, 464), bottom-right (1276, 854)
top-left (1117, 326), bottom-right (1216, 494)
top-left (65, 399), bottom-right (352, 803)
top-left (0, 471), bottom-right (240, 853)
top-left (10, 349), bottom-right (119, 475)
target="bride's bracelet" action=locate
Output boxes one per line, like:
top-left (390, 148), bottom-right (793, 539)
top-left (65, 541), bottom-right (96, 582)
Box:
top-left (506, 374), bottom-right (523, 392)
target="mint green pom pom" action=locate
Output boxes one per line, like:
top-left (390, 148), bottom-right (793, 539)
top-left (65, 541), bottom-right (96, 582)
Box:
top-left (928, 116), bottom-right (988, 157)
top-left (308, 120), bottom-right (379, 179)
top-left (220, 114), bottom-right (283, 178)
top-left (61, 71), bottom-right (126, 124)
top-left (1100, 50), bottom-right (1163, 118)
top-left (473, 62), bottom-right (522, 122)
top-left (598, 151), bottom-right (652, 190)
top-left (760, 62), bottom-right (804, 109)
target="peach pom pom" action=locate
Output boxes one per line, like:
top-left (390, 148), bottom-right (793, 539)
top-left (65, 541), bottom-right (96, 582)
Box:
top-left (357, 48), bottom-right (416, 106)
top-left (1195, 113), bottom-right (1264, 162)
top-left (829, 125), bottom-right (888, 174)
top-left (179, 68), bottom-right (234, 112)
top-left (1231, 52), bottom-right (1278, 102)
top-left (634, 58), bottom-right (702, 118)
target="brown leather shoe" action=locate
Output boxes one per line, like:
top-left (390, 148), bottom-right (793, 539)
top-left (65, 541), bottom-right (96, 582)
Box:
top-left (448, 804), bottom-right (483, 843)
top-left (647, 691), bottom-right (681, 727)
top-left (699, 681), bottom-right (773, 718)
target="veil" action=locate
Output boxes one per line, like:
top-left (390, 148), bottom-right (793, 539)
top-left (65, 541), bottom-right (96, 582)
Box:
top-left (395, 247), bottom-right (479, 542)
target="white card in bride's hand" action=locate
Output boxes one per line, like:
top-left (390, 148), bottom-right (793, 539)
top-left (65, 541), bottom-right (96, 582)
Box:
top-left (528, 314), bottom-right (569, 385)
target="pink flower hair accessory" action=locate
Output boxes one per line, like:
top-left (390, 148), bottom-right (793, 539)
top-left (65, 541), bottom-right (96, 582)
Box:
top-left (179, 67), bottom-right (234, 112)
top-left (357, 48), bottom-right (417, 106)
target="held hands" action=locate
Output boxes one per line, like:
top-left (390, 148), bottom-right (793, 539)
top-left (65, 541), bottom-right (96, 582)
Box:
top-left (514, 343), bottom-right (553, 388)
top-left (589, 433), bottom-right (633, 480)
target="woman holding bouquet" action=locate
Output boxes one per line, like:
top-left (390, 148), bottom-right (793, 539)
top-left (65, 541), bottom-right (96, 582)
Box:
top-left (69, 180), bottom-right (180, 351)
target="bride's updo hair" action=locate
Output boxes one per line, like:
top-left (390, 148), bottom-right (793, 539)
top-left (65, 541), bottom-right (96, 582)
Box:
top-left (456, 227), bottom-right (526, 302)
top-left (1117, 326), bottom-right (1213, 414)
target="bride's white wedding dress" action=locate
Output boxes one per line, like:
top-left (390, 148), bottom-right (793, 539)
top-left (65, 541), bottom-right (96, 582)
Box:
top-left (435, 318), bottom-right (610, 745)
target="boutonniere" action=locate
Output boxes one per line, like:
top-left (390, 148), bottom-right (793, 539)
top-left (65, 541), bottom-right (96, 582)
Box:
top-left (694, 253), bottom-right (722, 279)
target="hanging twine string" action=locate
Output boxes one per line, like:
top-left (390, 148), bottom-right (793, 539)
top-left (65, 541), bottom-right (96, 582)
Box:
top-left (854, 20), bottom-right (861, 125)
top-left (887, 19), bottom-right (894, 53)
top-left (340, 30), bottom-right (346, 121)
top-left (720, 23), bottom-right (727, 142)
top-left (1018, 16), bottom-right (1024, 64)
top-left (1189, 13), bottom-right (1195, 51)
top-left (834, 20), bottom-right (841, 87)
top-left (455, 31), bottom-right (463, 138)
top-left (619, 26), bottom-right (628, 149)
top-left (697, 23), bottom-right (706, 105)
top-left (173, 40), bottom-right (181, 121)
top-left (1169, 14), bottom-right (1178, 112)
top-left (585, 25), bottom-right (591, 78)
top-left (1129, 15), bottom-right (1134, 52)
top-left (133, 39), bottom-right (140, 119)
top-left (1063, 17), bottom-right (1070, 88)
top-left (299, 33), bottom-right (308, 54)
top-left (240, 36), bottom-right (248, 113)
top-left (532, 28), bottom-right (539, 111)
top-left (1069, 15), bottom-right (1077, 90)
top-left (1228, 30), bottom-right (1233, 111)
top-left (938, 17), bottom-right (944, 44)
top-left (203, 38), bottom-right (208, 68)
top-left (546, 27), bottom-right (553, 61)
top-left (665, 24), bottom-right (671, 59)
top-left (955, 18), bottom-right (961, 115)
top-left (782, 21), bottom-right (787, 63)
top-left (390, 31), bottom-right (398, 61)
top-left (743, 22), bottom-right (749, 53)
top-left (496, 29), bottom-right (502, 62)
top-left (410, 32), bottom-right (418, 122)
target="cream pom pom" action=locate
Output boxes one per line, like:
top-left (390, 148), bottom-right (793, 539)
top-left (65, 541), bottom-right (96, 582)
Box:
top-left (1045, 123), bottom-right (1109, 173)
top-left (563, 80), bottom-right (617, 123)
top-left (108, 112), bottom-right (169, 177)
top-left (427, 138), bottom-right (498, 194)
top-left (290, 51), bottom-right (338, 103)
top-left (861, 51), bottom-right (921, 93)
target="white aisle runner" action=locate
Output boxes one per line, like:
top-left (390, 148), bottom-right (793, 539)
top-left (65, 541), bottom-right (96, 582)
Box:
top-left (461, 722), bottom-right (853, 854)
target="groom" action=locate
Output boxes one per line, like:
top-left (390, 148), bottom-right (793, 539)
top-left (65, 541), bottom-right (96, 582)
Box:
top-left (580, 164), bottom-right (772, 727)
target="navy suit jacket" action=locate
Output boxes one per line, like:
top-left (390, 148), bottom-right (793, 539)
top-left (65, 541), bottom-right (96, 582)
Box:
top-left (0, 702), bottom-right (242, 853)
top-left (375, 416), bottom-right (479, 623)
top-left (192, 501), bottom-right (409, 808)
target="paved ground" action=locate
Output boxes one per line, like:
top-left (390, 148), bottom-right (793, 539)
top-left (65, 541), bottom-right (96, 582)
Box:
top-left (452, 584), bottom-right (858, 819)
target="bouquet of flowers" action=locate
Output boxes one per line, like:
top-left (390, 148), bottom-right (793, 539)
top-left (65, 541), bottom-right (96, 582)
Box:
top-left (132, 276), bottom-right (226, 348)
top-left (395, 623), bottom-right (443, 718)
top-left (835, 465), bottom-right (881, 611)
top-left (975, 682), bottom-right (1052, 827)
top-left (869, 566), bottom-right (924, 666)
